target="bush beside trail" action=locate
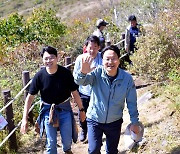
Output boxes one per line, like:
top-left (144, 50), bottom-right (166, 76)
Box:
top-left (131, 3), bottom-right (179, 82)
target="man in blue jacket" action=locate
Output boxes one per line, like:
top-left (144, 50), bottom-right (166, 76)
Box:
top-left (74, 45), bottom-right (140, 154)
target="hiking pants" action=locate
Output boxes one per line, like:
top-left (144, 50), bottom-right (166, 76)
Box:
top-left (87, 118), bottom-right (123, 154)
top-left (79, 92), bottom-right (90, 131)
top-left (44, 110), bottom-right (72, 154)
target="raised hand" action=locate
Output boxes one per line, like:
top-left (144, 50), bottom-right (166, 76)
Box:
top-left (81, 53), bottom-right (95, 74)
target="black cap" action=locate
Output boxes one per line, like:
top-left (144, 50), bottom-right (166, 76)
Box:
top-left (128, 15), bottom-right (137, 21)
top-left (96, 19), bottom-right (109, 27)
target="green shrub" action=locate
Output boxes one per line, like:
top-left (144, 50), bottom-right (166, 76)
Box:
top-left (25, 7), bottom-right (66, 45)
top-left (0, 7), bottom-right (66, 64)
top-left (131, 6), bottom-right (180, 81)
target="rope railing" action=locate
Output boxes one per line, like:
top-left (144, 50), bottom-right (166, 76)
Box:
top-left (0, 79), bottom-right (32, 113)
top-left (113, 39), bottom-right (129, 59)
top-left (0, 62), bottom-right (75, 113)
top-left (0, 100), bottom-right (40, 148)
top-left (65, 61), bottom-right (75, 68)
top-left (0, 61), bottom-right (75, 149)
top-left (114, 39), bottom-right (125, 46)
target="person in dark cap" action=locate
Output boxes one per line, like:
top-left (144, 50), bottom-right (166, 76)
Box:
top-left (124, 15), bottom-right (143, 65)
top-left (93, 19), bottom-right (109, 52)
top-left (74, 45), bottom-right (140, 154)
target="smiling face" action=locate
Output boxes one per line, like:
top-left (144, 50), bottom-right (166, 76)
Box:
top-left (86, 41), bottom-right (100, 58)
top-left (99, 25), bottom-right (106, 31)
top-left (42, 51), bottom-right (58, 70)
top-left (102, 50), bottom-right (120, 76)
top-left (130, 20), bottom-right (137, 27)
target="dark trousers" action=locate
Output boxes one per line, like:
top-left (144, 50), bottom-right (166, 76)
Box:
top-left (87, 118), bottom-right (123, 154)
top-left (79, 92), bottom-right (90, 131)
top-left (123, 53), bottom-right (132, 64)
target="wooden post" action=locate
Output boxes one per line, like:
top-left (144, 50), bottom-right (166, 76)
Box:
top-left (22, 71), bottom-right (30, 100)
top-left (106, 41), bottom-right (111, 46)
top-left (65, 57), bottom-right (71, 70)
top-left (121, 33), bottom-right (125, 48)
top-left (106, 33), bottom-right (111, 46)
top-left (2, 90), bottom-right (18, 151)
top-left (22, 71), bottom-right (34, 124)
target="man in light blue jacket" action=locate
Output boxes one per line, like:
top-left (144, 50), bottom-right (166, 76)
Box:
top-left (74, 45), bottom-right (140, 154)
top-left (73, 35), bottom-right (102, 142)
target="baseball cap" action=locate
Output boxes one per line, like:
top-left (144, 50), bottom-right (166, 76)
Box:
top-left (124, 122), bottom-right (144, 150)
top-left (96, 19), bottom-right (109, 27)
top-left (128, 15), bottom-right (137, 21)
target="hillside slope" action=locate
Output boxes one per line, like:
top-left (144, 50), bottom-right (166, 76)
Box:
top-left (0, 0), bottom-right (113, 21)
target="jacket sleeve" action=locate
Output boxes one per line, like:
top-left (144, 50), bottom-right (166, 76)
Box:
top-left (126, 76), bottom-right (139, 124)
top-left (73, 55), bottom-right (81, 78)
top-left (74, 70), bottom-right (95, 86)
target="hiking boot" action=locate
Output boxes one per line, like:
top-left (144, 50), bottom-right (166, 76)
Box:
top-left (79, 129), bottom-right (87, 142)
top-left (129, 61), bottom-right (133, 66)
top-left (64, 150), bottom-right (73, 154)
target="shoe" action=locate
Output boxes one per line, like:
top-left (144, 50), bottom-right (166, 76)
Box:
top-left (79, 129), bottom-right (87, 142)
top-left (64, 150), bottom-right (73, 154)
top-left (129, 61), bottom-right (133, 66)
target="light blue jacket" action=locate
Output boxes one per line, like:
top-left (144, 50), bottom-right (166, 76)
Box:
top-left (74, 66), bottom-right (139, 124)
top-left (73, 52), bottom-right (102, 96)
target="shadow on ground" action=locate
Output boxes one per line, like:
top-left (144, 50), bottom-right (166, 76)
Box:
top-left (171, 145), bottom-right (180, 154)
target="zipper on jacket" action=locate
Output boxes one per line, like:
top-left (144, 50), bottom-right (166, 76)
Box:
top-left (112, 83), bottom-right (116, 99)
top-left (105, 85), bottom-right (111, 123)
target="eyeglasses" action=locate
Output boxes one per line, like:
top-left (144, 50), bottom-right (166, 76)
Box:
top-left (103, 58), bottom-right (119, 62)
top-left (43, 56), bottom-right (56, 61)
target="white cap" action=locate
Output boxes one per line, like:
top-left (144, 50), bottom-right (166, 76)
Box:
top-left (124, 122), bottom-right (144, 150)
top-left (96, 19), bottom-right (109, 27)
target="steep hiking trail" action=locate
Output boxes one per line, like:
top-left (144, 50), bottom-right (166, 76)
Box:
top-left (18, 75), bottom-right (180, 154)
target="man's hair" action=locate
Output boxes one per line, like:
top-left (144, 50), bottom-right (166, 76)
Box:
top-left (40, 46), bottom-right (58, 57)
top-left (85, 35), bottom-right (100, 46)
top-left (128, 15), bottom-right (137, 21)
top-left (101, 45), bottom-right (120, 58)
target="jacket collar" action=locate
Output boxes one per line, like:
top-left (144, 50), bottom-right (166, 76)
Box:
top-left (102, 67), bottom-right (124, 80)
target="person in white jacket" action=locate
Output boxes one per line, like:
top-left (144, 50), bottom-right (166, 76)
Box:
top-left (93, 19), bottom-right (108, 52)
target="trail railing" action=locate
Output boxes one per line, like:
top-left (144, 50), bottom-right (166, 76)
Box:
top-left (0, 57), bottom-right (74, 151)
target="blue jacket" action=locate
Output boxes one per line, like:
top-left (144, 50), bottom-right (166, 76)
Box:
top-left (74, 66), bottom-right (139, 124)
